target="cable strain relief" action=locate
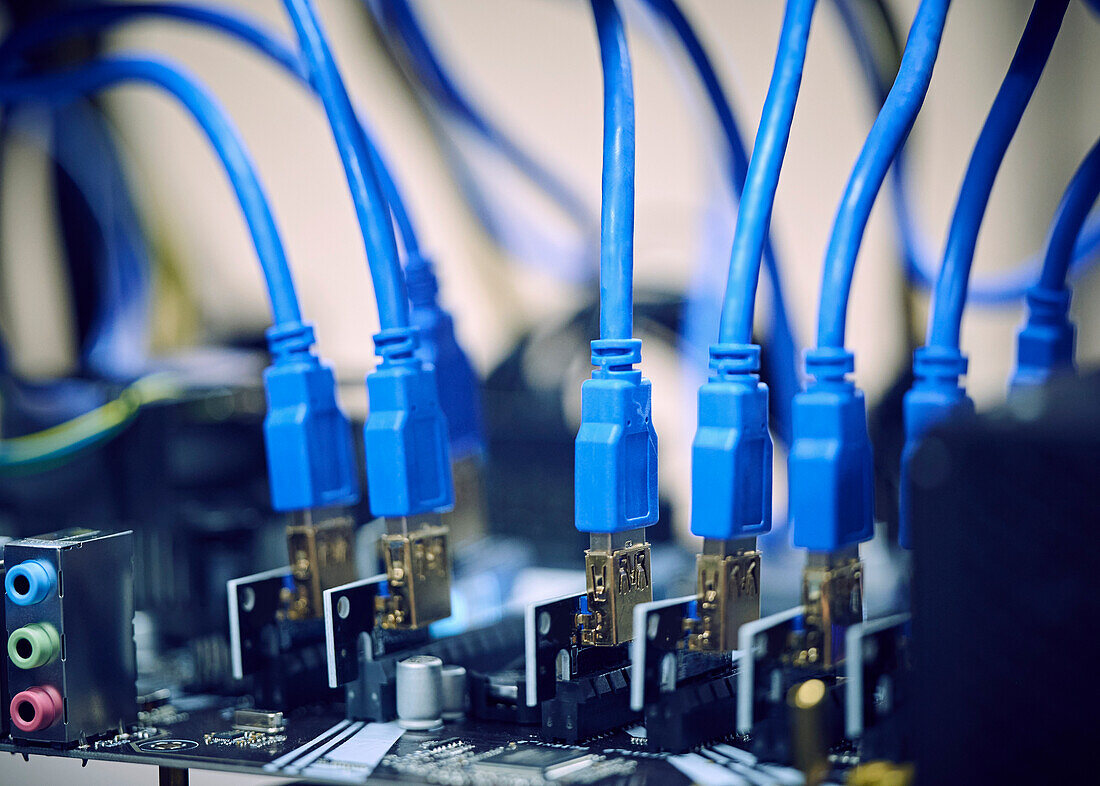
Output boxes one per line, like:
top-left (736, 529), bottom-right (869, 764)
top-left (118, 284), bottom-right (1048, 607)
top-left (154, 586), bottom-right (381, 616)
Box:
top-left (913, 345), bottom-right (967, 386)
top-left (591, 338), bottom-right (642, 378)
top-left (374, 327), bottom-right (420, 366)
top-left (708, 343), bottom-right (761, 381)
top-left (1025, 285), bottom-right (1072, 324)
top-left (265, 321), bottom-right (316, 361)
top-left (405, 254), bottom-right (441, 309)
top-left (804, 347), bottom-right (855, 383)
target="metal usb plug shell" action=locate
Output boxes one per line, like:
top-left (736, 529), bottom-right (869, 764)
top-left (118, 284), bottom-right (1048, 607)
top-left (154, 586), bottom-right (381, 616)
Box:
top-left (796, 549), bottom-right (863, 669)
top-left (576, 529), bottom-right (652, 647)
top-left (375, 513), bottom-right (452, 630)
top-left (282, 508), bottom-right (357, 621)
top-left (686, 538), bottom-right (761, 652)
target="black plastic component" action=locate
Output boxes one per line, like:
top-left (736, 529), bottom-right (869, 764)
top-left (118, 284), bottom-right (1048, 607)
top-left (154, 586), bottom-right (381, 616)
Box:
top-left (468, 668), bottom-right (541, 725)
top-left (644, 668), bottom-right (739, 752)
top-left (253, 618), bottom-right (338, 711)
top-left (539, 664), bottom-right (637, 743)
top-left (323, 577), bottom-right (427, 690)
top-left (631, 597), bottom-right (736, 752)
top-left (908, 372), bottom-right (1100, 786)
top-left (855, 624), bottom-right (910, 761)
top-left (527, 591), bottom-right (639, 741)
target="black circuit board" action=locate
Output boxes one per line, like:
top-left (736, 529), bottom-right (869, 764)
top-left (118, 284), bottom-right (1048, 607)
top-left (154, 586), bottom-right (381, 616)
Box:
top-left (0, 701), bottom-right (819, 785)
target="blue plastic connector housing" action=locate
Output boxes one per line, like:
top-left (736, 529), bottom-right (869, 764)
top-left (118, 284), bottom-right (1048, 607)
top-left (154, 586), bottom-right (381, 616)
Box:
top-left (406, 255), bottom-right (485, 459)
top-left (690, 344), bottom-right (772, 540)
top-left (899, 346), bottom-right (974, 548)
top-left (263, 322), bottom-right (360, 512)
top-left (5, 559), bottom-right (57, 606)
top-left (364, 327), bottom-right (455, 517)
top-left (575, 339), bottom-right (659, 534)
top-left (788, 348), bottom-right (874, 552)
top-left (1010, 285), bottom-right (1076, 391)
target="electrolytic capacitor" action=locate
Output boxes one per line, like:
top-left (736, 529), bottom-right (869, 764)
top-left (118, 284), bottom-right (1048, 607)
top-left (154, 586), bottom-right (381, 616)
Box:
top-left (396, 655), bottom-right (444, 730)
top-left (440, 664), bottom-right (468, 721)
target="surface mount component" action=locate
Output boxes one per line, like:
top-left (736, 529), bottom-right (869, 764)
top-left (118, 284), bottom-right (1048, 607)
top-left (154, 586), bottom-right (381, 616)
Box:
top-left (232, 709), bottom-right (286, 734)
top-left (332, 595), bottom-right (524, 724)
top-left (440, 664), bottom-right (468, 721)
top-left (4, 528), bottom-right (136, 745)
top-left (475, 743), bottom-right (596, 778)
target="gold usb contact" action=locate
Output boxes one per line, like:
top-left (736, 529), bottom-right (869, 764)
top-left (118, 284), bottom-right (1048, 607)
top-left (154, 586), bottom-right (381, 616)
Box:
top-left (796, 549), bottom-right (863, 669)
top-left (575, 529), bottom-right (652, 646)
top-left (375, 513), bottom-right (453, 630)
top-left (686, 538), bottom-right (761, 652)
top-left (282, 509), bottom-right (357, 621)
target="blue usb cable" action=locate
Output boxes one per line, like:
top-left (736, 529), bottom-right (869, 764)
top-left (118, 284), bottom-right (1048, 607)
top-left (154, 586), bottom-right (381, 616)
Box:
top-left (1012, 135), bottom-right (1100, 388)
top-left (0, 55), bottom-right (358, 512)
top-left (792, 0), bottom-right (951, 554)
top-left (901, 0), bottom-right (1069, 547)
top-left (575, 0), bottom-right (658, 541)
top-left (690, 0), bottom-right (816, 559)
top-left (0, 3), bottom-right (483, 459)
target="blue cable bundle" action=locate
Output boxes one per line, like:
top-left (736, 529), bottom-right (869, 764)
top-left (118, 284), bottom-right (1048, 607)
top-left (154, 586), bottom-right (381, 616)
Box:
top-left (790, 0), bottom-right (951, 553)
top-left (367, 0), bottom-right (596, 281)
top-left (0, 54), bottom-right (359, 511)
top-left (900, 0), bottom-right (1069, 547)
top-left (0, 2), bottom-right (484, 460)
top-left (575, 0), bottom-right (658, 536)
top-left (280, 0), bottom-right (453, 517)
top-left (832, 0), bottom-right (1100, 304)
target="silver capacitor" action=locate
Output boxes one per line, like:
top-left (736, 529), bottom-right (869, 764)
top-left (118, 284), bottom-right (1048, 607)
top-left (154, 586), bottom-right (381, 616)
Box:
top-left (396, 655), bottom-right (444, 730)
top-left (440, 665), bottom-right (468, 721)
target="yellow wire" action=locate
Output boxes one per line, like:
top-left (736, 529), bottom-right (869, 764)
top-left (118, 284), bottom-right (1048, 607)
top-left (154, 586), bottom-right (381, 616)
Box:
top-left (0, 373), bottom-right (181, 466)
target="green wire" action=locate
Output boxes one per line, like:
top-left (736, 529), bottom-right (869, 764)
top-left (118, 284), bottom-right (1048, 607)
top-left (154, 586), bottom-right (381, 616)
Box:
top-left (0, 373), bottom-right (181, 474)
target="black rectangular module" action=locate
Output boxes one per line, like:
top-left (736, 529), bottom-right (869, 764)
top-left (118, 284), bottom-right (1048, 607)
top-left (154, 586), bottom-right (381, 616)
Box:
top-left (644, 668), bottom-right (739, 753)
top-left (476, 743), bottom-right (595, 777)
top-left (540, 664), bottom-right (637, 743)
top-left (908, 372), bottom-right (1100, 786)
